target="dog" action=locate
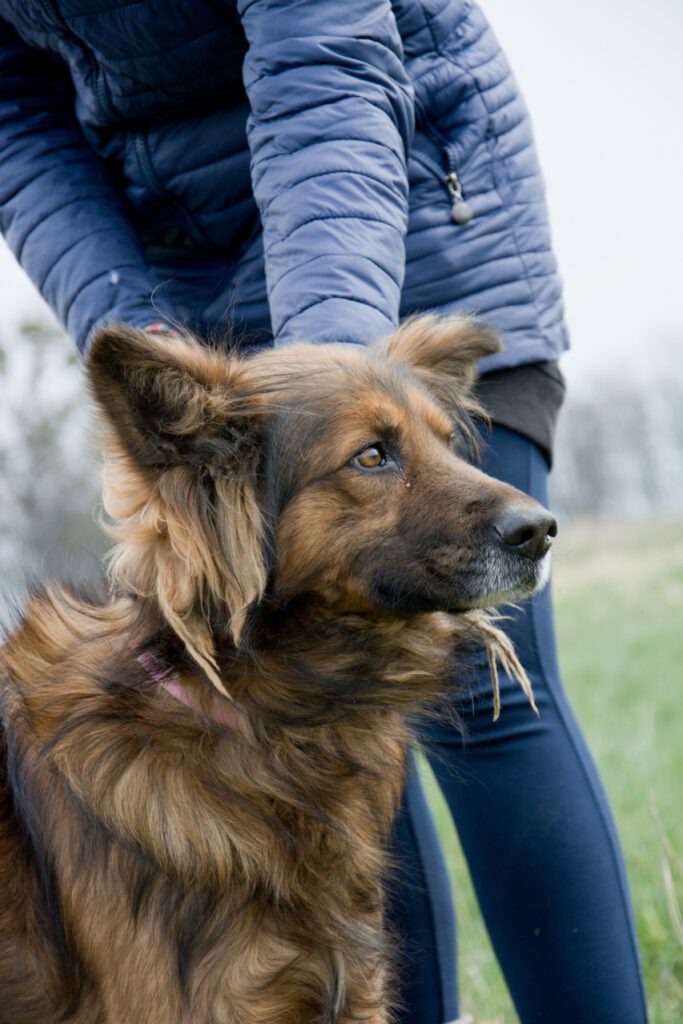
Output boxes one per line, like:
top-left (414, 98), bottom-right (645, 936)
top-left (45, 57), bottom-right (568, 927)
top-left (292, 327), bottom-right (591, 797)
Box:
top-left (0, 315), bottom-right (556, 1023)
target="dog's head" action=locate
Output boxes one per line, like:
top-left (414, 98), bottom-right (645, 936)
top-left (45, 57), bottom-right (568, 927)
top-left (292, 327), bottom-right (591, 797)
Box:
top-left (88, 316), bottom-right (555, 690)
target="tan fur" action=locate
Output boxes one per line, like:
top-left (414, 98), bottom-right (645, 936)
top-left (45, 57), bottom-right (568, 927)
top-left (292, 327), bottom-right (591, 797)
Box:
top-left (0, 316), bottom-right (542, 1023)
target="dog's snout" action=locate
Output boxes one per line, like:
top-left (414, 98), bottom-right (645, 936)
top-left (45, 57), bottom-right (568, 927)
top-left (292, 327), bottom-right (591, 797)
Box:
top-left (493, 505), bottom-right (557, 561)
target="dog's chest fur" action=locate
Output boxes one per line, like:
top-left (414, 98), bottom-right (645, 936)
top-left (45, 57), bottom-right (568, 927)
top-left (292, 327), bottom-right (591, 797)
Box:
top-left (1, 591), bottom-right (408, 1023)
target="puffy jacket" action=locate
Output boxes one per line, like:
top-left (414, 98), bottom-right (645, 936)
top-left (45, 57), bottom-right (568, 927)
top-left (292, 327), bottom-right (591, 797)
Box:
top-left (0, 0), bottom-right (568, 372)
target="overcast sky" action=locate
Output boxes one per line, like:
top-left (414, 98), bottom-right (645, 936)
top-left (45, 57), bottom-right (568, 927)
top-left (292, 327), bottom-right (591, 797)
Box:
top-left (0, 0), bottom-right (681, 379)
top-left (482, 0), bottom-right (683, 375)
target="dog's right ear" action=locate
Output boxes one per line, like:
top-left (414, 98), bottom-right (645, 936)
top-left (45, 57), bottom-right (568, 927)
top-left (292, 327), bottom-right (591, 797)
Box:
top-left (87, 324), bottom-right (255, 474)
top-left (87, 325), bottom-right (267, 687)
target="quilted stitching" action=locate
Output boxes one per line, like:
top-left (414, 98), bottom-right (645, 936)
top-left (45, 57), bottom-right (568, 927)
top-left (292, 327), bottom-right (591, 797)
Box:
top-left (0, 0), bottom-right (568, 365)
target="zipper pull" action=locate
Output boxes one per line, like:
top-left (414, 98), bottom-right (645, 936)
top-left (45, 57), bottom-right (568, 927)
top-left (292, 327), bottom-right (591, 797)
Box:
top-left (446, 173), bottom-right (473, 225)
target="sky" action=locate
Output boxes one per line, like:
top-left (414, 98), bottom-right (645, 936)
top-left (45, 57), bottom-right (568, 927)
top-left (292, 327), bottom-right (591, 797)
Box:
top-left (0, 0), bottom-right (681, 380)
top-left (482, 0), bottom-right (683, 376)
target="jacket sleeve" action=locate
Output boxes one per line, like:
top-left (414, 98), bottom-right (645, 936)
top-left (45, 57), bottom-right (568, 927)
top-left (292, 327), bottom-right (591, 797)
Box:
top-left (237, 0), bottom-right (414, 347)
top-left (0, 19), bottom-right (175, 353)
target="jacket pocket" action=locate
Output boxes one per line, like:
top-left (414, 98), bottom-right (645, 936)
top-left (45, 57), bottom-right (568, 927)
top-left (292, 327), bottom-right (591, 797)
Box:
top-left (129, 130), bottom-right (222, 253)
top-left (409, 116), bottom-right (476, 226)
top-left (410, 87), bottom-right (502, 225)
top-left (410, 145), bottom-right (474, 226)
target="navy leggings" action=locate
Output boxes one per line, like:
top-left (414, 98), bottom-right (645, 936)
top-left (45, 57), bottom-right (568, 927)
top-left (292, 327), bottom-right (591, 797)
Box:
top-left (386, 425), bottom-right (648, 1024)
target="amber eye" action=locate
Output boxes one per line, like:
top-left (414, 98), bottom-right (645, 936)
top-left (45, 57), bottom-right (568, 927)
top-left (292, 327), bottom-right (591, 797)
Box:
top-left (351, 445), bottom-right (387, 470)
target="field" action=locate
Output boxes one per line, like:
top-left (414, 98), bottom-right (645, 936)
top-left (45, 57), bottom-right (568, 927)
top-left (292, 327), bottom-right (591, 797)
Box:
top-left (423, 518), bottom-right (683, 1023)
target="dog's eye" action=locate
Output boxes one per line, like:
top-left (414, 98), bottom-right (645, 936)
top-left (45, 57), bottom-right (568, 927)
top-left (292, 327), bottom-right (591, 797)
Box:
top-left (351, 445), bottom-right (387, 471)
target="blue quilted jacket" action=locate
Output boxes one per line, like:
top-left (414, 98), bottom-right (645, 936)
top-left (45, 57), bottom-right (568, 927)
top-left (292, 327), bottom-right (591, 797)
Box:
top-left (0, 0), bottom-right (568, 372)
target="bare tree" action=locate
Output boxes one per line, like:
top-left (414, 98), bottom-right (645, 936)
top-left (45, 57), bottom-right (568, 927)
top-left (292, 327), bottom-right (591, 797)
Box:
top-left (551, 335), bottom-right (683, 520)
top-left (0, 318), bottom-right (102, 615)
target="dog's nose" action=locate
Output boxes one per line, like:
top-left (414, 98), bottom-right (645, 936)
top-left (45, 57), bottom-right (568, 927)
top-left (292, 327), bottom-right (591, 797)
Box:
top-left (494, 505), bottom-right (557, 560)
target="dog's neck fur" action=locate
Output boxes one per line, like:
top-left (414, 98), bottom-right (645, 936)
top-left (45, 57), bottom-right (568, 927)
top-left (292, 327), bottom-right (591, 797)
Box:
top-left (7, 585), bottom-right (501, 899)
top-left (2, 588), bottom-right (526, 1022)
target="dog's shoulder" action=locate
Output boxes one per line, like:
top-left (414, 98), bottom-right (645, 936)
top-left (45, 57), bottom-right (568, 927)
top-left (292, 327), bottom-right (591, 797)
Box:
top-left (1, 583), bottom-right (138, 738)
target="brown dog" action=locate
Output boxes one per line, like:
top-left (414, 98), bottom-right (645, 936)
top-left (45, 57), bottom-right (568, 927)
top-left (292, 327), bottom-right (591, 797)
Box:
top-left (0, 315), bottom-right (555, 1023)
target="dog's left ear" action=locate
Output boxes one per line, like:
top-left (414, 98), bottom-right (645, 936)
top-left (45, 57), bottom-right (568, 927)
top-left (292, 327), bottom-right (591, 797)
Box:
top-left (374, 313), bottom-right (501, 411)
top-left (87, 325), bottom-right (267, 688)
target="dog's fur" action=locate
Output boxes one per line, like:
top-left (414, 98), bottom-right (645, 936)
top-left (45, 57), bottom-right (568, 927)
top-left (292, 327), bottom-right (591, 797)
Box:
top-left (0, 316), bottom-right (550, 1023)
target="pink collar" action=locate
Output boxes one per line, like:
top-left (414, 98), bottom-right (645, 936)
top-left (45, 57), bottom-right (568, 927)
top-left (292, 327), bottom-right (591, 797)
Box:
top-left (138, 650), bottom-right (241, 728)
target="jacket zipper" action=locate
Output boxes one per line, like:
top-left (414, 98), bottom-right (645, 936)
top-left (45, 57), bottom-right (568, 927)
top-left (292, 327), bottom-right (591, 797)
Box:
top-left (36, 0), bottom-right (61, 25)
top-left (414, 105), bottom-right (474, 226)
top-left (133, 133), bottom-right (161, 197)
top-left (36, 0), bottom-right (64, 28)
top-left (36, 0), bottom-right (118, 122)
top-left (94, 68), bottom-right (117, 122)
top-left (445, 170), bottom-right (472, 225)
top-left (133, 132), bottom-right (221, 252)
top-left (36, 0), bottom-right (218, 255)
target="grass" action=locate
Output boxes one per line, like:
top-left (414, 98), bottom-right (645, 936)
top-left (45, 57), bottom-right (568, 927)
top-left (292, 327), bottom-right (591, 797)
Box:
top-left (422, 518), bottom-right (683, 1023)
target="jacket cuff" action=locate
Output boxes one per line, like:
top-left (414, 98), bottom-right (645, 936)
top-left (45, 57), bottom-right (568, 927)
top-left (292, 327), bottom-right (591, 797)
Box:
top-left (273, 297), bottom-right (395, 347)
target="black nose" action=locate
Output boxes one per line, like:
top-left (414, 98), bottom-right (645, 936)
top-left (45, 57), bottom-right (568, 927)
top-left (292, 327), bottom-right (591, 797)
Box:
top-left (494, 506), bottom-right (558, 561)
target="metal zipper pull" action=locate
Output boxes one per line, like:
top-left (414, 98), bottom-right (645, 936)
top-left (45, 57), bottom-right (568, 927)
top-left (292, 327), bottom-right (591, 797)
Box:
top-left (446, 172), bottom-right (473, 225)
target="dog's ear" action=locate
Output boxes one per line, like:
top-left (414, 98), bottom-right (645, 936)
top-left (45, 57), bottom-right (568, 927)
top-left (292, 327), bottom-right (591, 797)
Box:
top-left (87, 325), bottom-right (267, 689)
top-left (374, 313), bottom-right (501, 410)
top-left (87, 323), bottom-right (255, 472)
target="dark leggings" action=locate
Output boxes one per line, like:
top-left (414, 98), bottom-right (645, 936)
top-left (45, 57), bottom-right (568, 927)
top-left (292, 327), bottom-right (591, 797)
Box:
top-left (386, 425), bottom-right (648, 1024)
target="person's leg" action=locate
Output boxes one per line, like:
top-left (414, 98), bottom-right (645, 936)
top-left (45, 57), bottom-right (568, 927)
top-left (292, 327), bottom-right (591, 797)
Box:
top-left (387, 751), bottom-right (460, 1024)
top-left (423, 425), bottom-right (647, 1023)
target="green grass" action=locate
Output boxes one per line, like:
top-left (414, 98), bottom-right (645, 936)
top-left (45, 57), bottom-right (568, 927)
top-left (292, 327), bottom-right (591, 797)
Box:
top-left (422, 518), bottom-right (683, 1023)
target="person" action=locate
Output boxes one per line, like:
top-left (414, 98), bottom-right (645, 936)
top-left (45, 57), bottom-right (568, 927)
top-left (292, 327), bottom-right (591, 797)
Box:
top-left (0, 1), bottom-right (647, 1021)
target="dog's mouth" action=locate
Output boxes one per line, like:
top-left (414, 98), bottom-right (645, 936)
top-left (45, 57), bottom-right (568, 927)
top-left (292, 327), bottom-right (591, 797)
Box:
top-left (431, 505), bottom-right (556, 610)
top-left (444, 545), bottom-right (553, 610)
top-left (368, 533), bottom-right (554, 616)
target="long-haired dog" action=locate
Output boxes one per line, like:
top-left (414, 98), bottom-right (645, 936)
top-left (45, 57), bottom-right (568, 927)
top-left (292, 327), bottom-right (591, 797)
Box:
top-left (0, 315), bottom-right (556, 1023)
